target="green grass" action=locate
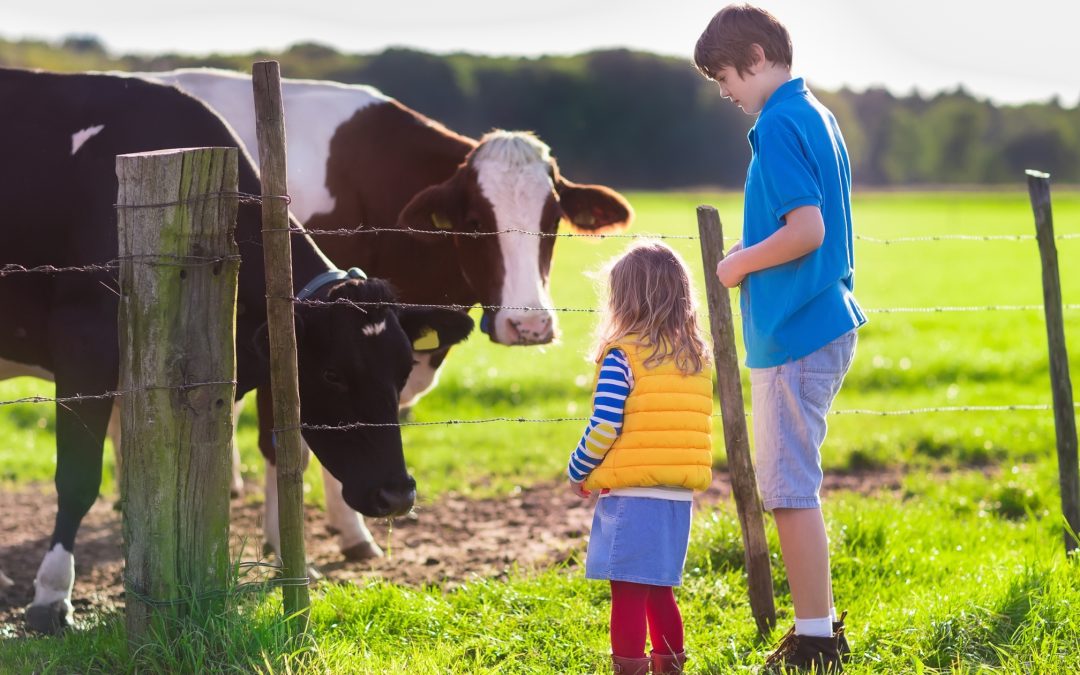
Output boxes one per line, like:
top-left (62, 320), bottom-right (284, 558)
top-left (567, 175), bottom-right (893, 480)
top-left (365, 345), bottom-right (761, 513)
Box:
top-left (2, 189), bottom-right (1079, 671)
top-left (3, 463), bottom-right (1079, 673)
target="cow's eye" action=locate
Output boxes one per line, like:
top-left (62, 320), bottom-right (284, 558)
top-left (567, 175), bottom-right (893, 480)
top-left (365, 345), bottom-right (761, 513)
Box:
top-left (322, 369), bottom-right (346, 389)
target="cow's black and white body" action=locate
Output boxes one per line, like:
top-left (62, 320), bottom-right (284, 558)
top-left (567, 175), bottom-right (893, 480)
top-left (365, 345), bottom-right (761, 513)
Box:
top-left (131, 68), bottom-right (634, 561)
top-left (0, 68), bottom-right (472, 633)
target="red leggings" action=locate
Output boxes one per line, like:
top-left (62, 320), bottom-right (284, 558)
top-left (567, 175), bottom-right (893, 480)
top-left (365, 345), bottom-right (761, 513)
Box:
top-left (609, 580), bottom-right (684, 658)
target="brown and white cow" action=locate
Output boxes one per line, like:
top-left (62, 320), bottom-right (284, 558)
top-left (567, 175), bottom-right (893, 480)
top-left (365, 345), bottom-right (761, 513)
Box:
top-left (132, 68), bottom-right (634, 560)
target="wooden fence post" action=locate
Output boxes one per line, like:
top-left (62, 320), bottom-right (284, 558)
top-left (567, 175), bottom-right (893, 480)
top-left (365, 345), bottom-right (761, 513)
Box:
top-left (696, 205), bottom-right (777, 635)
top-left (117, 147), bottom-right (240, 644)
top-left (1026, 170), bottom-right (1080, 554)
top-left (252, 60), bottom-right (311, 632)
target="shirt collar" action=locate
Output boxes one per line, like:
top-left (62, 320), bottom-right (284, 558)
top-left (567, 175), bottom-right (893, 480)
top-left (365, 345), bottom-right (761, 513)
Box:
top-left (760, 77), bottom-right (808, 116)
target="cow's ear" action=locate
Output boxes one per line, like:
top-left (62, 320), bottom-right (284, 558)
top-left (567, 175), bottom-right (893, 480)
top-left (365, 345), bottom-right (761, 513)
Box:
top-left (555, 178), bottom-right (634, 233)
top-left (396, 308), bottom-right (474, 353)
top-left (398, 173), bottom-right (465, 241)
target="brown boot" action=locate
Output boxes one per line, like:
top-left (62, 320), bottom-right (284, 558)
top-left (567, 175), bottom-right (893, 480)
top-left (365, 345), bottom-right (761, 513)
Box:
top-left (650, 650), bottom-right (686, 674)
top-left (611, 654), bottom-right (651, 674)
top-left (763, 625), bottom-right (843, 673)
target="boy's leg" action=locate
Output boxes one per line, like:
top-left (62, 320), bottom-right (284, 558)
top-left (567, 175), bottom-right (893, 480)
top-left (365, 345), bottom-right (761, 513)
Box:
top-left (610, 580), bottom-right (650, 658)
top-left (773, 506), bottom-right (832, 634)
top-left (644, 585), bottom-right (684, 655)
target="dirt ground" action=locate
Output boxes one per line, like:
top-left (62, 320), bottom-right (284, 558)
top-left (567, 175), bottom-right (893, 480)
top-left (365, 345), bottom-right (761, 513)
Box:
top-left (0, 469), bottom-right (903, 637)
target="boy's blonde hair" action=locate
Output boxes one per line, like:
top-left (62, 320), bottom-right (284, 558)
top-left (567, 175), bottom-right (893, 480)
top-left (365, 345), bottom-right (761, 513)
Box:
top-left (694, 4), bottom-right (793, 80)
top-left (594, 241), bottom-right (711, 375)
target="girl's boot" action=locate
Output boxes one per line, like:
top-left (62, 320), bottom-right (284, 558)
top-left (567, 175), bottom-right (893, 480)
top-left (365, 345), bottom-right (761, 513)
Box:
top-left (651, 650), bottom-right (687, 673)
top-left (611, 654), bottom-right (651, 674)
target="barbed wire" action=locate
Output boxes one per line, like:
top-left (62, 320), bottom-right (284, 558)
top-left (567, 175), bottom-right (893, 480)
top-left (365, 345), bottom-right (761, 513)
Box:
top-left (278, 402), bottom-right (1080, 431)
top-left (286, 296), bottom-right (1080, 316)
top-left (125, 561), bottom-right (308, 608)
top-left (0, 254), bottom-right (241, 278)
top-left (284, 224), bottom-right (1080, 245)
top-left (113, 191), bottom-right (290, 209)
top-left (0, 380), bottom-right (236, 408)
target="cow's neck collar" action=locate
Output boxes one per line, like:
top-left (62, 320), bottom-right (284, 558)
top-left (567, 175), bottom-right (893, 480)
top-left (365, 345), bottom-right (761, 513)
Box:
top-left (297, 267), bottom-right (368, 300)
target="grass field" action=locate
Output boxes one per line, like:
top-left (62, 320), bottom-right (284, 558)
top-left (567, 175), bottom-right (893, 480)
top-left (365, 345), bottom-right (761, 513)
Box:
top-left (2, 190), bottom-right (1079, 672)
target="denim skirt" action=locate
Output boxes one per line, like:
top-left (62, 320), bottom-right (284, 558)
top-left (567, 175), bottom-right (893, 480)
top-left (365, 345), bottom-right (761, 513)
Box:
top-left (584, 495), bottom-right (692, 587)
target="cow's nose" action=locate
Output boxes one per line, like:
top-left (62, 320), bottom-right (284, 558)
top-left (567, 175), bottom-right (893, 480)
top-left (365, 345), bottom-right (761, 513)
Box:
top-left (373, 486), bottom-right (416, 518)
top-left (507, 313), bottom-right (554, 345)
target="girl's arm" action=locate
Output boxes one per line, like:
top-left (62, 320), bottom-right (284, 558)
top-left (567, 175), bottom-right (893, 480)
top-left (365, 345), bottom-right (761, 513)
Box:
top-left (567, 349), bottom-right (632, 490)
top-left (715, 205), bottom-right (825, 288)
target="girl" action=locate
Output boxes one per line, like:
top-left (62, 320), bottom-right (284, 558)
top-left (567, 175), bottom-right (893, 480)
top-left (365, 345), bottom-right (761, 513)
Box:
top-left (568, 241), bottom-right (714, 675)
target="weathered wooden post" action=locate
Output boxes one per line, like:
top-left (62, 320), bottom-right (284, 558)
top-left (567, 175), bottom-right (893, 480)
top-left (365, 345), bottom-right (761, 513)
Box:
top-left (696, 205), bottom-right (777, 634)
top-left (251, 60), bottom-right (311, 631)
top-left (117, 147), bottom-right (240, 643)
top-left (1026, 170), bottom-right (1080, 554)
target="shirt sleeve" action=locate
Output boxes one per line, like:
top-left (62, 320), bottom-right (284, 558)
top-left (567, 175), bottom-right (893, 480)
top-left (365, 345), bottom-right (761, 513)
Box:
top-left (567, 349), bottom-right (632, 483)
top-left (757, 121), bottom-right (823, 221)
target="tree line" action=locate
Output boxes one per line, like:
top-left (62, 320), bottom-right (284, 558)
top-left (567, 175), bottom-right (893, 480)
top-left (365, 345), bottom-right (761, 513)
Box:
top-left (3, 36), bottom-right (1077, 188)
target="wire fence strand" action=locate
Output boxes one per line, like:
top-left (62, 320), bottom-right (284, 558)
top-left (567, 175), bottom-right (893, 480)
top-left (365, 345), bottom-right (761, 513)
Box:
top-left (0, 380), bottom-right (236, 408)
top-left (277, 402), bottom-right (1080, 432)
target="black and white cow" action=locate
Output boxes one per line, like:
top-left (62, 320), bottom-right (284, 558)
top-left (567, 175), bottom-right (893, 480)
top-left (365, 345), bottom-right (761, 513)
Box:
top-left (132, 68), bottom-right (634, 561)
top-left (0, 67), bottom-right (472, 633)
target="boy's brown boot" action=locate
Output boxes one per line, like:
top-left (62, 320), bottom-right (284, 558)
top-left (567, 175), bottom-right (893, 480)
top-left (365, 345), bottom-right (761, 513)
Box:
top-left (610, 654), bottom-right (651, 674)
top-left (763, 625), bottom-right (843, 673)
top-left (650, 649), bottom-right (687, 674)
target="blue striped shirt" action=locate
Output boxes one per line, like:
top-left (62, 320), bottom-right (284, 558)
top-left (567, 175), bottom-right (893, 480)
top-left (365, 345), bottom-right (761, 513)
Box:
top-left (567, 349), bottom-right (632, 483)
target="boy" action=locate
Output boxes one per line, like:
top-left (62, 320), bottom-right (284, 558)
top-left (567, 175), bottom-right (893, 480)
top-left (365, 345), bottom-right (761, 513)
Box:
top-left (695, 4), bottom-right (867, 672)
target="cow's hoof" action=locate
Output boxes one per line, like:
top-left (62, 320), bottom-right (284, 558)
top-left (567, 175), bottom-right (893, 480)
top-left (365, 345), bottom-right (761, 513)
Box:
top-left (0, 570), bottom-right (13, 589)
top-left (230, 486), bottom-right (243, 499)
top-left (341, 540), bottom-right (384, 562)
top-left (262, 541), bottom-right (276, 558)
top-left (26, 600), bottom-right (73, 634)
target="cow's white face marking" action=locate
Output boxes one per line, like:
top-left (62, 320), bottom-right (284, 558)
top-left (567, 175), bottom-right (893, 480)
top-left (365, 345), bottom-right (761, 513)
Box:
top-left (131, 69), bottom-right (388, 223)
top-left (71, 125), bottom-right (104, 156)
top-left (362, 320), bottom-right (387, 337)
top-left (31, 543), bottom-right (74, 611)
top-left (471, 131), bottom-right (557, 345)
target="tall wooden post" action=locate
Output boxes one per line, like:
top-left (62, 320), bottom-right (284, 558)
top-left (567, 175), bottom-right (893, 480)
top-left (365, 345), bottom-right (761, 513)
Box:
top-left (252, 60), bottom-right (311, 631)
top-left (1026, 170), bottom-right (1080, 554)
top-left (117, 147), bottom-right (239, 644)
top-left (696, 205), bottom-right (777, 634)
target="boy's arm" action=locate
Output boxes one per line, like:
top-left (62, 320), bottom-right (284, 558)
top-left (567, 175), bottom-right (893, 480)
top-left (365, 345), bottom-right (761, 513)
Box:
top-left (567, 350), bottom-right (632, 491)
top-left (716, 205), bottom-right (824, 287)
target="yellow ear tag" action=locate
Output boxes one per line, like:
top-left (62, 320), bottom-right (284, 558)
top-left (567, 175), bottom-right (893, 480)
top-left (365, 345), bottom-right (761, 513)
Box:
top-left (412, 327), bottom-right (440, 351)
top-left (431, 213), bottom-right (453, 230)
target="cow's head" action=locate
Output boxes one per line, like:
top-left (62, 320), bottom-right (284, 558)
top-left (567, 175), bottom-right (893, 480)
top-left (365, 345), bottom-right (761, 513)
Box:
top-left (398, 130), bottom-right (633, 346)
top-left (279, 276), bottom-right (473, 516)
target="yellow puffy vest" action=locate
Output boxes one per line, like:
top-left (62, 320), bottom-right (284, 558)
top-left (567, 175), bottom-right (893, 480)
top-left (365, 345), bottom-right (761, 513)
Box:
top-left (583, 337), bottom-right (714, 491)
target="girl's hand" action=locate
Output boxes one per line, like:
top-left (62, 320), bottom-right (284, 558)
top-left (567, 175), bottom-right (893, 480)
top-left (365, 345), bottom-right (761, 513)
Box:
top-left (569, 480), bottom-right (591, 499)
top-left (716, 252), bottom-right (747, 288)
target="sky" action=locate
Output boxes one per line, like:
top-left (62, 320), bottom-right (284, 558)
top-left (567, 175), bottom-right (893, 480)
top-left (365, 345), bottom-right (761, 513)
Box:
top-left (4, 0), bottom-right (1078, 106)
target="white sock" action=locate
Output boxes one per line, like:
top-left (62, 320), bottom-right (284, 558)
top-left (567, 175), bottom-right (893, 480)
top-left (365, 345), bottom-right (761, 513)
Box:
top-left (794, 615), bottom-right (833, 638)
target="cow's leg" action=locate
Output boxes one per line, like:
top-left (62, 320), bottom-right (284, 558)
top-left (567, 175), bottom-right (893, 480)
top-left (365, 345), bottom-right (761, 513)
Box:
top-left (229, 398), bottom-right (245, 497)
top-left (27, 311), bottom-right (114, 634)
top-left (321, 463), bottom-right (382, 560)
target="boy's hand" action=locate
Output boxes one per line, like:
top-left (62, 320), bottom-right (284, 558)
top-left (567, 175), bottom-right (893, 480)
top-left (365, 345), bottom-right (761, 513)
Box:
top-left (727, 239), bottom-right (743, 256)
top-left (716, 252), bottom-right (747, 288)
top-left (569, 480), bottom-right (591, 499)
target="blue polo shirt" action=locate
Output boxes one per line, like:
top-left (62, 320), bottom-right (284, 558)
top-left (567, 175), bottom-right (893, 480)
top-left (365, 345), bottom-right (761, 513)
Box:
top-left (740, 78), bottom-right (866, 368)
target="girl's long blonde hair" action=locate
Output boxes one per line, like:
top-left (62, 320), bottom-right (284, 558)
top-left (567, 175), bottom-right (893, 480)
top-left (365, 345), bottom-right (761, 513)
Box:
top-left (593, 241), bottom-right (711, 375)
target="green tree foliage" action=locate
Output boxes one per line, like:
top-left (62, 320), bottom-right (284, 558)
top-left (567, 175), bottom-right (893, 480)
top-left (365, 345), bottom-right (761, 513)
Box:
top-left (2, 36), bottom-right (1076, 188)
